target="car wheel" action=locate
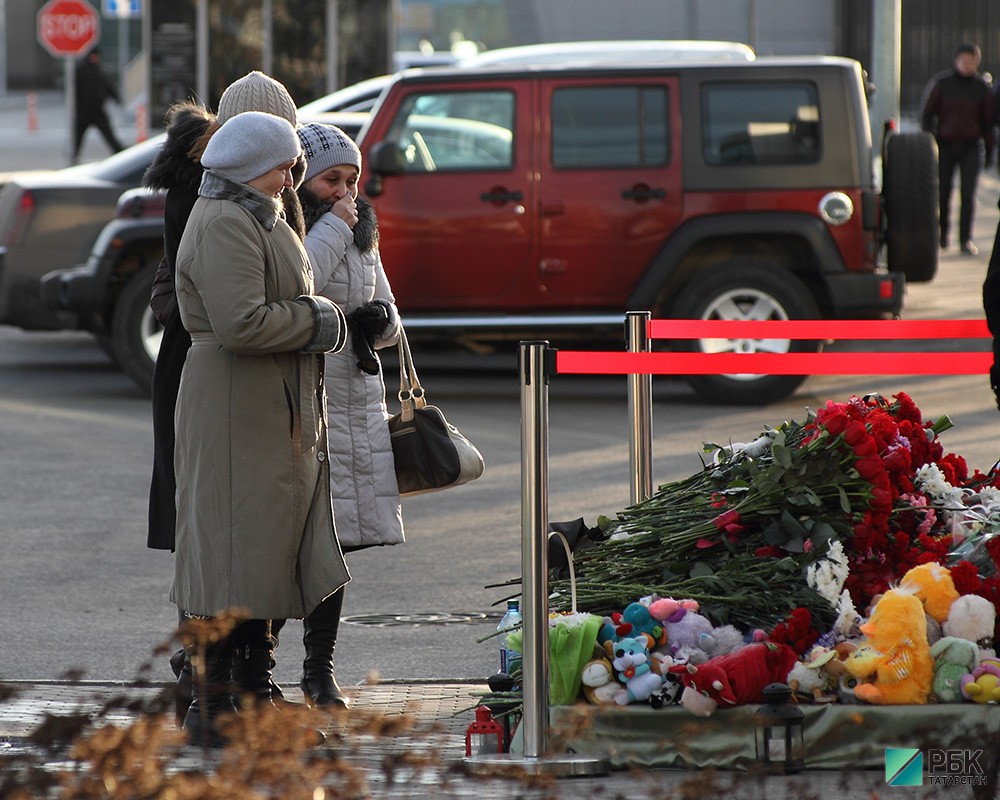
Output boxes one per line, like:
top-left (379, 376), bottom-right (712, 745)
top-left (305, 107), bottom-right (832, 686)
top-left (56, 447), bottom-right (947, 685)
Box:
top-left (884, 131), bottom-right (938, 283)
top-left (112, 262), bottom-right (160, 395)
top-left (667, 261), bottom-right (821, 405)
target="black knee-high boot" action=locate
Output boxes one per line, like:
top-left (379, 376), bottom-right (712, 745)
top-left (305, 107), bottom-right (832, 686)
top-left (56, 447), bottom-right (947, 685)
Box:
top-left (301, 588), bottom-right (349, 708)
top-left (171, 608), bottom-right (193, 725)
top-left (230, 619), bottom-right (276, 709)
top-left (182, 634), bottom-right (238, 748)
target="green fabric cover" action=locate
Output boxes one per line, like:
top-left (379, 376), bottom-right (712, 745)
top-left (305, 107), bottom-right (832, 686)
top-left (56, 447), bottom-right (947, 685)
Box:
top-left (546, 703), bottom-right (999, 770)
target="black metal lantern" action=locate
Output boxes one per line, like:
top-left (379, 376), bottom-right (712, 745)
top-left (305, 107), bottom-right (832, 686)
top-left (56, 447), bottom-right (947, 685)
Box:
top-left (753, 682), bottom-right (805, 773)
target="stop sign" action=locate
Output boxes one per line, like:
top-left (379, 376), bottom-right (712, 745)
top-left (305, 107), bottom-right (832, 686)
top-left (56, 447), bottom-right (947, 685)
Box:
top-left (37, 0), bottom-right (100, 58)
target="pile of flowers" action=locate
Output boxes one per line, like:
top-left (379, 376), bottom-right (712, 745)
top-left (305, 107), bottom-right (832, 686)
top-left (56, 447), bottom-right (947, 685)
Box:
top-left (547, 392), bottom-right (1000, 653)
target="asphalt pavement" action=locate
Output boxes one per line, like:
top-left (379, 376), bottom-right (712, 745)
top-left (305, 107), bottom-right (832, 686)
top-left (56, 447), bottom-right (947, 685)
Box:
top-left (0, 88), bottom-right (143, 172)
top-left (0, 88), bottom-right (995, 798)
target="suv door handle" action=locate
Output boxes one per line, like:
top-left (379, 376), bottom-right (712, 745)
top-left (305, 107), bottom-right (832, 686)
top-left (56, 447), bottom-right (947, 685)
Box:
top-left (480, 188), bottom-right (524, 204)
top-left (621, 185), bottom-right (666, 201)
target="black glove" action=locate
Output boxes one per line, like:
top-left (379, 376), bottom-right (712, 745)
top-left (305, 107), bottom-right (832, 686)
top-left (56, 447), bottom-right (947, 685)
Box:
top-left (348, 300), bottom-right (391, 339)
top-left (346, 301), bottom-right (390, 375)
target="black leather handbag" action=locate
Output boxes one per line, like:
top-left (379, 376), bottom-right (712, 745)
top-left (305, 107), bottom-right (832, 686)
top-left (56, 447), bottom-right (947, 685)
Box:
top-left (388, 326), bottom-right (485, 496)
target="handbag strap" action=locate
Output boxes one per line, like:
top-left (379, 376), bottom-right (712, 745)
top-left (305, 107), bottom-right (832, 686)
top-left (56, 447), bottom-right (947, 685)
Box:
top-left (547, 530), bottom-right (578, 614)
top-left (396, 325), bottom-right (426, 422)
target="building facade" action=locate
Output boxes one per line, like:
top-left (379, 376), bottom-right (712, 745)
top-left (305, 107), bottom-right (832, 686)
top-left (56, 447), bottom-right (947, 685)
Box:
top-left (3, 1), bottom-right (999, 125)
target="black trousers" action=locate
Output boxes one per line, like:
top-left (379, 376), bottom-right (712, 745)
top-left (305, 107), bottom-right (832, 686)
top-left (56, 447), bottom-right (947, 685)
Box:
top-left (937, 140), bottom-right (982, 244)
top-left (73, 110), bottom-right (124, 159)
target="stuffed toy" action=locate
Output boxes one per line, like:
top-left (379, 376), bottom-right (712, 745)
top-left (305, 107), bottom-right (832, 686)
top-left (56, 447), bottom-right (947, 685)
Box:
top-left (668, 641), bottom-right (800, 717)
top-left (647, 596), bottom-right (700, 624)
top-left (786, 645), bottom-right (845, 703)
top-left (697, 624), bottom-right (746, 659)
top-left (958, 657), bottom-right (1000, 703)
top-left (900, 562), bottom-right (959, 624)
top-left (930, 636), bottom-right (980, 703)
top-left (611, 636), bottom-right (665, 705)
top-left (942, 593), bottom-right (997, 659)
top-left (960, 657), bottom-right (1000, 703)
top-left (657, 607), bottom-right (714, 661)
top-left (580, 654), bottom-right (619, 705)
top-left (646, 651), bottom-right (683, 708)
top-left (619, 601), bottom-right (668, 649)
top-left (850, 588), bottom-right (934, 705)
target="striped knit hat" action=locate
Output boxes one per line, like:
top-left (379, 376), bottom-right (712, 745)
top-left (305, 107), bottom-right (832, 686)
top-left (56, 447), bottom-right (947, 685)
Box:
top-left (297, 122), bottom-right (362, 182)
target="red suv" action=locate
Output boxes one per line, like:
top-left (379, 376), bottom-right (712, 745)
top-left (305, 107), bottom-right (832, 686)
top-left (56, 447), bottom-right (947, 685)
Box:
top-left (361, 57), bottom-right (935, 403)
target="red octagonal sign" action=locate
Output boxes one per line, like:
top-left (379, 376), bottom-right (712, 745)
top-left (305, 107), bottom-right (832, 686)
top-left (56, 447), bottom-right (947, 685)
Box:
top-left (37, 0), bottom-right (100, 58)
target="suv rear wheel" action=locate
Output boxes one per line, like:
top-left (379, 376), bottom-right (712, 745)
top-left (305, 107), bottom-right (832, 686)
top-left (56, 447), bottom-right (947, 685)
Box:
top-left (111, 262), bottom-right (159, 395)
top-left (667, 261), bottom-right (821, 405)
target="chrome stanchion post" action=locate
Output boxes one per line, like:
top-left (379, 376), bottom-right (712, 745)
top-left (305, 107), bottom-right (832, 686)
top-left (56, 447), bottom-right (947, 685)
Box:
top-left (626, 312), bottom-right (653, 504)
top-left (520, 340), bottom-right (549, 758)
top-left (464, 342), bottom-right (609, 777)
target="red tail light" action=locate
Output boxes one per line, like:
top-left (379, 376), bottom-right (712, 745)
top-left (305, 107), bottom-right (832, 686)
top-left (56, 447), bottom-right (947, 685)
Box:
top-left (6, 189), bottom-right (34, 245)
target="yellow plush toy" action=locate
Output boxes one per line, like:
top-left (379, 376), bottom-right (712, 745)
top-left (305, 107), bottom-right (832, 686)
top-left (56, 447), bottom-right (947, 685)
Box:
top-left (900, 562), bottom-right (959, 624)
top-left (850, 588), bottom-right (934, 704)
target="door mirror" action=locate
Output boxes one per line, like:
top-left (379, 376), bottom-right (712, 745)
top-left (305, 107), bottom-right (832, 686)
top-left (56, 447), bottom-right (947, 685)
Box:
top-left (369, 141), bottom-right (404, 176)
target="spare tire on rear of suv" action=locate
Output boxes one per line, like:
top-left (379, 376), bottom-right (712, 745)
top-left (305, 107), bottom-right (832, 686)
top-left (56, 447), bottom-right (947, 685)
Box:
top-left (883, 131), bottom-right (938, 283)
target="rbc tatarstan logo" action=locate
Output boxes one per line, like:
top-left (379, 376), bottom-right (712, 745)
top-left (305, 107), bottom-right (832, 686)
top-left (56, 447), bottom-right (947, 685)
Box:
top-left (885, 748), bottom-right (922, 786)
top-left (885, 748), bottom-right (986, 787)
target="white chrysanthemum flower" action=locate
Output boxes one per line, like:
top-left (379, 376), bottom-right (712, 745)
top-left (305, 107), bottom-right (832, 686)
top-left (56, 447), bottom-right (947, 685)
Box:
top-left (806, 540), bottom-right (849, 605)
top-left (833, 589), bottom-right (861, 638)
top-left (742, 435), bottom-right (774, 459)
top-left (978, 486), bottom-right (1000, 508)
top-left (915, 463), bottom-right (965, 508)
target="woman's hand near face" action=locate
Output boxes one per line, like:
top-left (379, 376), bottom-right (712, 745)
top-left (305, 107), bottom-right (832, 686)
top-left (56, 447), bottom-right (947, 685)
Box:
top-left (332, 193), bottom-right (358, 229)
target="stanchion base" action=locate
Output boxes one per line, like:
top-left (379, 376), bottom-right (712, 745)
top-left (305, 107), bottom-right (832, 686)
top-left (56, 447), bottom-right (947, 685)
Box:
top-left (462, 752), bottom-right (610, 777)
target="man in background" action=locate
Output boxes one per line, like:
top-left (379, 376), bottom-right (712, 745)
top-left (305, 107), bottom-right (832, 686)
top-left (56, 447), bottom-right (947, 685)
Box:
top-left (922, 42), bottom-right (993, 256)
top-left (72, 48), bottom-right (124, 164)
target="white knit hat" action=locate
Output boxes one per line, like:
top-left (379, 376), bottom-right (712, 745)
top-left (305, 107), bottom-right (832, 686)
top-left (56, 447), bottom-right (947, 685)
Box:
top-left (217, 71), bottom-right (297, 125)
top-left (201, 112), bottom-right (302, 184)
top-left (298, 122), bottom-right (362, 182)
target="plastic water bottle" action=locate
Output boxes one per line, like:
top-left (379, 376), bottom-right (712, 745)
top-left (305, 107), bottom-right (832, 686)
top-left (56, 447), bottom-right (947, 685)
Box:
top-left (497, 599), bottom-right (522, 677)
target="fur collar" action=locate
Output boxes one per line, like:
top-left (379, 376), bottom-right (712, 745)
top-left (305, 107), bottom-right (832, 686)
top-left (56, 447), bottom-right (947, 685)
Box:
top-left (199, 172), bottom-right (281, 231)
top-left (299, 190), bottom-right (379, 254)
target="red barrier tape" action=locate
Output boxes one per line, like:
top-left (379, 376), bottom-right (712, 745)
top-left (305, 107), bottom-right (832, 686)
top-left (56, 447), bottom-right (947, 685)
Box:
top-left (555, 351), bottom-right (993, 376)
top-left (648, 318), bottom-right (991, 340)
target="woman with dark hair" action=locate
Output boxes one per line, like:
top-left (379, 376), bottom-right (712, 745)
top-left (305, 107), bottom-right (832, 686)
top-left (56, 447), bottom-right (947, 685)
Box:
top-left (144, 72), bottom-right (306, 719)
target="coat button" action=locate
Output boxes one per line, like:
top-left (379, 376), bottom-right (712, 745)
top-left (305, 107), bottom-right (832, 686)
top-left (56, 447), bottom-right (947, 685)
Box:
top-left (317, 451), bottom-right (327, 462)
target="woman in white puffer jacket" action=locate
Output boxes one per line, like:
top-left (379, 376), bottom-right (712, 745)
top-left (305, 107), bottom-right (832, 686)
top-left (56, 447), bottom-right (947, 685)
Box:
top-left (295, 122), bottom-right (405, 708)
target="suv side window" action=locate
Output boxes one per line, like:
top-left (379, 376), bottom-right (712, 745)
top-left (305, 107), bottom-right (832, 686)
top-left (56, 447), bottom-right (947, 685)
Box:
top-left (701, 82), bottom-right (820, 166)
top-left (385, 90), bottom-right (514, 172)
top-left (551, 86), bottom-right (669, 169)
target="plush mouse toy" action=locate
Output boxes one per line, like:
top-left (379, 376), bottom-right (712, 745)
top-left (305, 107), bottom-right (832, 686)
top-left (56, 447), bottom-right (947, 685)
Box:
top-left (668, 641), bottom-right (800, 717)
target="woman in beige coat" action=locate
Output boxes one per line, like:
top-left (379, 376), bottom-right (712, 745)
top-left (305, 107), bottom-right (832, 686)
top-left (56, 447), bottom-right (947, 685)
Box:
top-left (172, 111), bottom-right (349, 746)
